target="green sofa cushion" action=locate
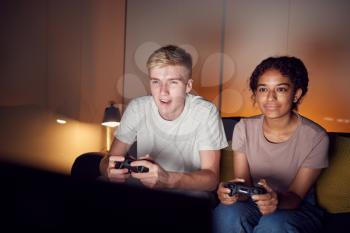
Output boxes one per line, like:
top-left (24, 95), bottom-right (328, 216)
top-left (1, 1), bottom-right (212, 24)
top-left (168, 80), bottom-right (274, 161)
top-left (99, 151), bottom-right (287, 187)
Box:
top-left (316, 135), bottom-right (350, 213)
top-left (220, 141), bottom-right (234, 182)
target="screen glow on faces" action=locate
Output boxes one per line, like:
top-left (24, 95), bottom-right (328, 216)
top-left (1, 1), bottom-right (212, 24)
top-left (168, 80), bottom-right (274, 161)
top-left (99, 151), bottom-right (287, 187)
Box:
top-left (255, 69), bottom-right (297, 120)
top-left (149, 65), bottom-right (192, 121)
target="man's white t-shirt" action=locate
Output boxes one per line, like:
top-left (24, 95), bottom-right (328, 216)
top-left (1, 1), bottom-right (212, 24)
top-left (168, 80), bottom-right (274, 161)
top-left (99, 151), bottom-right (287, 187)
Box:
top-left (115, 94), bottom-right (228, 172)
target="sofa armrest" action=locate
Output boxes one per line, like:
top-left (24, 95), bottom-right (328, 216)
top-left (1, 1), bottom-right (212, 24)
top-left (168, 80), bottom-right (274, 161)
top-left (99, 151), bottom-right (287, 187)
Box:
top-left (71, 152), bottom-right (104, 180)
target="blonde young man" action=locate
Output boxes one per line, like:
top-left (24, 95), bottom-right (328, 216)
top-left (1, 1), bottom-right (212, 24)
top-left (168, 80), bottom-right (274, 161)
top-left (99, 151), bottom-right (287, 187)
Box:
top-left (99, 45), bottom-right (227, 192)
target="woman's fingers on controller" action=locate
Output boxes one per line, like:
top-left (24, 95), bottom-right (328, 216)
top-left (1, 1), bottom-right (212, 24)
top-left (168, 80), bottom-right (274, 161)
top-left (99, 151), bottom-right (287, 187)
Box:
top-left (258, 179), bottom-right (273, 193)
top-left (232, 177), bottom-right (245, 183)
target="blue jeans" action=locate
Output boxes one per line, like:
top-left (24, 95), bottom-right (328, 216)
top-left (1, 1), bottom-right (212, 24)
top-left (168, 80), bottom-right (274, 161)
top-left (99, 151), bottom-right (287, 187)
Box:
top-left (212, 199), bottom-right (324, 233)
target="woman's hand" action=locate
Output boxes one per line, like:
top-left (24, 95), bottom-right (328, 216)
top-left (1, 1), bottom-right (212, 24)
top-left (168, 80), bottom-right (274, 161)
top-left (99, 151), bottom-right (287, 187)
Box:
top-left (217, 178), bottom-right (245, 205)
top-left (252, 179), bottom-right (278, 215)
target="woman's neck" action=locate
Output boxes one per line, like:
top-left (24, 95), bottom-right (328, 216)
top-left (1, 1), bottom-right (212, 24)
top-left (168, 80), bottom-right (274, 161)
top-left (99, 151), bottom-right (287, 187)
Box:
top-left (263, 112), bottom-right (299, 143)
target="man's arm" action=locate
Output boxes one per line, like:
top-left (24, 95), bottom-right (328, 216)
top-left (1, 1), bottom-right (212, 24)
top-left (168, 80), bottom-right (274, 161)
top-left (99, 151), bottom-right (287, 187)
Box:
top-left (169, 149), bottom-right (220, 191)
top-left (99, 138), bottom-right (131, 177)
top-left (131, 150), bottom-right (220, 191)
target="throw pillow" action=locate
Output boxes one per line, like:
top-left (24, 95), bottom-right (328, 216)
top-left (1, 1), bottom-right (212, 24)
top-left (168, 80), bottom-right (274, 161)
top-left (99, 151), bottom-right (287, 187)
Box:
top-left (316, 135), bottom-right (350, 213)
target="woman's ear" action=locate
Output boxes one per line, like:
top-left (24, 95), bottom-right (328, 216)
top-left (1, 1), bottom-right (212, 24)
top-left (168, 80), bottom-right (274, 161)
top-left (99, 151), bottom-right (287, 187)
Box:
top-left (293, 88), bottom-right (303, 103)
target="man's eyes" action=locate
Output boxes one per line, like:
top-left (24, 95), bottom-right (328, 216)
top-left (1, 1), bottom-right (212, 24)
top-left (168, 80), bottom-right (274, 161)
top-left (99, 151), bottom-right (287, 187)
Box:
top-left (151, 80), bottom-right (181, 85)
top-left (170, 80), bottom-right (180, 85)
top-left (151, 80), bottom-right (159, 84)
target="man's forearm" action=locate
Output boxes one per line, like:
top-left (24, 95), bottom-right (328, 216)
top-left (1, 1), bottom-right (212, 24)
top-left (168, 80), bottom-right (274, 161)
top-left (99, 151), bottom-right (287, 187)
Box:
top-left (167, 169), bottom-right (219, 191)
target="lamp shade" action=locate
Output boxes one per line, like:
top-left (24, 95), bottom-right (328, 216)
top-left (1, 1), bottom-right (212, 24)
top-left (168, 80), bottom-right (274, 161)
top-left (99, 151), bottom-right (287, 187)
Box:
top-left (102, 103), bottom-right (121, 127)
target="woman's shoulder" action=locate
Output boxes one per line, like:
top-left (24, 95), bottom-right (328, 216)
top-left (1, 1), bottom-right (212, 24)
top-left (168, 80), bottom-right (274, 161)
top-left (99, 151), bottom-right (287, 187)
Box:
top-left (299, 114), bottom-right (327, 134)
top-left (233, 115), bottom-right (263, 134)
top-left (239, 114), bottom-right (263, 126)
top-left (298, 114), bottom-right (328, 141)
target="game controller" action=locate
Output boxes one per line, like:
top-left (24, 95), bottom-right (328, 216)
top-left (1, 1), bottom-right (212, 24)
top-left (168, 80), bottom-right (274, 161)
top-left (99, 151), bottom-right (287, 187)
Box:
top-left (114, 157), bottom-right (149, 173)
top-left (224, 182), bottom-right (267, 196)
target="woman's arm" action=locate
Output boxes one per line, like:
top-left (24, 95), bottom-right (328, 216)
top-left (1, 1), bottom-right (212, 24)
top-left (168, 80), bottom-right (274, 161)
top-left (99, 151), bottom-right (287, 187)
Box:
top-left (233, 150), bottom-right (252, 186)
top-left (279, 167), bottom-right (322, 209)
top-left (216, 150), bottom-right (253, 204)
top-left (253, 167), bottom-right (322, 215)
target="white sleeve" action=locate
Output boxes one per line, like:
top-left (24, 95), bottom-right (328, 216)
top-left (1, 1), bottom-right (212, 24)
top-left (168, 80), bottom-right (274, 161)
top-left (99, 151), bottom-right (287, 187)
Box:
top-left (115, 99), bottom-right (141, 145)
top-left (197, 104), bottom-right (228, 150)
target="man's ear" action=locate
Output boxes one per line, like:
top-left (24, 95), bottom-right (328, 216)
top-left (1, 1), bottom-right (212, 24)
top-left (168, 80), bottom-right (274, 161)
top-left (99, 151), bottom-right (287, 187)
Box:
top-left (186, 79), bottom-right (193, 93)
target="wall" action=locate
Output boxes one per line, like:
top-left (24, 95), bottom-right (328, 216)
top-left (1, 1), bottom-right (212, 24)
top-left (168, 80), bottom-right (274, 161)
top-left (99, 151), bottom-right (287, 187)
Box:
top-left (0, 105), bottom-right (104, 174)
top-left (223, 0), bottom-right (350, 132)
top-left (0, 0), bottom-right (126, 174)
top-left (0, 0), bottom-right (48, 107)
top-left (124, 0), bottom-right (350, 132)
top-left (123, 0), bottom-right (224, 105)
top-left (48, 0), bottom-right (126, 122)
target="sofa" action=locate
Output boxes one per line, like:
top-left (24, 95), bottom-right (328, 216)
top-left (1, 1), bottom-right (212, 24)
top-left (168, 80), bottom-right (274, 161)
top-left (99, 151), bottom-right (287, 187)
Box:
top-left (71, 117), bottom-right (350, 232)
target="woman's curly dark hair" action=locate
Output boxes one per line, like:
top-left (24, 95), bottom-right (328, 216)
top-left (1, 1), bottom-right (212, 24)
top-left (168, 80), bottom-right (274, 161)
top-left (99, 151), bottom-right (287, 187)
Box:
top-left (249, 56), bottom-right (309, 110)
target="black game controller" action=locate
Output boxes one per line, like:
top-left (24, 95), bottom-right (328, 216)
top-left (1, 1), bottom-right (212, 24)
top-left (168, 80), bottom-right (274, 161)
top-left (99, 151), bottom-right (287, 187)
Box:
top-left (114, 157), bottom-right (149, 173)
top-left (224, 182), bottom-right (267, 196)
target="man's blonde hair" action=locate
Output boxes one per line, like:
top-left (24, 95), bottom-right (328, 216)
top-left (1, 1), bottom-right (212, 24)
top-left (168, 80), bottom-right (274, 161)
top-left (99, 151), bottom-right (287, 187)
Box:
top-left (146, 45), bottom-right (192, 77)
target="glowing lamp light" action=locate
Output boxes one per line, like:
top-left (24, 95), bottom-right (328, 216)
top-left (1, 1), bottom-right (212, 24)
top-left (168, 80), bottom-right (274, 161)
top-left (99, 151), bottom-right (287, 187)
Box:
top-left (102, 102), bottom-right (121, 128)
top-left (101, 121), bottom-right (120, 127)
top-left (56, 119), bottom-right (67, 124)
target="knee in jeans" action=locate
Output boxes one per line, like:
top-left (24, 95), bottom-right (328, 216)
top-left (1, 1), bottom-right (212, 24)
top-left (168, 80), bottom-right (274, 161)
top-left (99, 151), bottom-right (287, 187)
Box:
top-left (255, 214), bottom-right (286, 233)
top-left (213, 203), bottom-right (254, 233)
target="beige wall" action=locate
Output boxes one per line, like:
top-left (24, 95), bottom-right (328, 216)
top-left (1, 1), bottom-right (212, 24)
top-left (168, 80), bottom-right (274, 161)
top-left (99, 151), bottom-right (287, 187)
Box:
top-left (0, 0), bottom-right (48, 107)
top-left (0, 105), bottom-right (104, 174)
top-left (0, 0), bottom-right (126, 174)
top-left (48, 0), bottom-right (125, 123)
top-left (124, 0), bottom-right (350, 132)
top-left (123, 0), bottom-right (224, 105)
top-left (223, 0), bottom-right (350, 132)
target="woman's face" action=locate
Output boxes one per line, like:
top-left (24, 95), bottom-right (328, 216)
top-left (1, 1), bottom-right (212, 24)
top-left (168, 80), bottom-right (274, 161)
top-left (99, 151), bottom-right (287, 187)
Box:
top-left (255, 69), bottom-right (301, 120)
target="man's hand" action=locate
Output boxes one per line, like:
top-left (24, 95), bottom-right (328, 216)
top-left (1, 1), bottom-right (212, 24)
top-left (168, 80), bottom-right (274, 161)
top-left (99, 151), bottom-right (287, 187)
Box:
top-left (251, 179), bottom-right (278, 215)
top-left (130, 154), bottom-right (170, 188)
top-left (107, 155), bottom-right (130, 183)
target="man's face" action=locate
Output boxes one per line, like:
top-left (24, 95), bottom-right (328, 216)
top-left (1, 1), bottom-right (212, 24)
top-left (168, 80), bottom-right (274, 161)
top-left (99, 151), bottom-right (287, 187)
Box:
top-left (149, 65), bottom-right (192, 121)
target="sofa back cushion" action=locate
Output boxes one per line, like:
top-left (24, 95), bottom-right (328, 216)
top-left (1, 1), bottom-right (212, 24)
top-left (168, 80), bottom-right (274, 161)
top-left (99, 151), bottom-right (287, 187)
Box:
top-left (220, 141), bottom-right (234, 182)
top-left (316, 134), bottom-right (350, 213)
top-left (220, 118), bottom-right (240, 182)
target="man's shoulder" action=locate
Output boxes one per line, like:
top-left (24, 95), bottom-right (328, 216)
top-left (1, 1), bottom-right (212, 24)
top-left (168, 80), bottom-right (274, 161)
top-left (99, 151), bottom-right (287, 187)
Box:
top-left (188, 94), bottom-right (217, 111)
top-left (127, 96), bottom-right (153, 108)
top-left (130, 95), bottom-right (152, 104)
